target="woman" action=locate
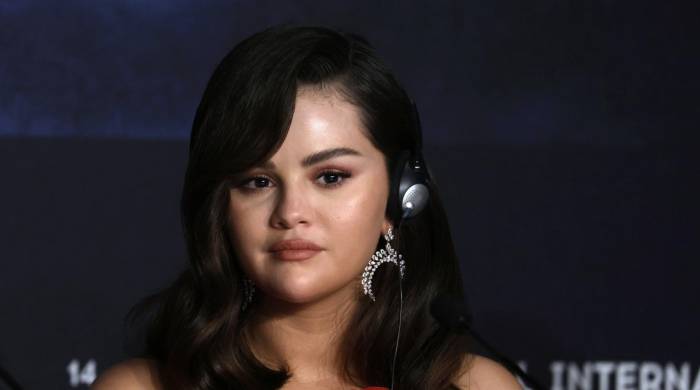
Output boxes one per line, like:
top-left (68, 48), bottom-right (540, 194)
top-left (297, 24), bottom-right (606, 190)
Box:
top-left (92, 25), bottom-right (521, 389)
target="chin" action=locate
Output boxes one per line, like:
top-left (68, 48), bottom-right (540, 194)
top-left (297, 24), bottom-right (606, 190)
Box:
top-left (265, 281), bottom-right (354, 306)
top-left (266, 288), bottom-right (324, 305)
top-left (261, 278), bottom-right (324, 304)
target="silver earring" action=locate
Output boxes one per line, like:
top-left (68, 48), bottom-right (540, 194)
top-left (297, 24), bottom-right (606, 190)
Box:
top-left (361, 226), bottom-right (405, 301)
top-left (242, 277), bottom-right (255, 310)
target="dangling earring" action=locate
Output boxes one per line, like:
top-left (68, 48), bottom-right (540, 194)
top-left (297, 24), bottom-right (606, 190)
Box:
top-left (361, 226), bottom-right (406, 301)
top-left (242, 277), bottom-right (255, 310)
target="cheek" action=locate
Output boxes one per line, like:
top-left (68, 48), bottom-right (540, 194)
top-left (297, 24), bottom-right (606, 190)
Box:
top-left (226, 197), bottom-right (268, 272)
top-left (328, 186), bottom-right (388, 267)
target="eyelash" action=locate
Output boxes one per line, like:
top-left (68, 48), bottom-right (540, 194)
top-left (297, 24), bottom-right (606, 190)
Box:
top-left (237, 169), bottom-right (351, 192)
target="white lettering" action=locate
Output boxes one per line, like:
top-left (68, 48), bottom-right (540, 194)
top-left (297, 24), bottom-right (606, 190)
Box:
top-left (544, 360), bottom-right (700, 390)
top-left (616, 361), bottom-right (637, 389)
top-left (568, 362), bottom-right (592, 390)
top-left (692, 366), bottom-right (700, 390)
top-left (551, 361), bottom-right (565, 390)
top-left (66, 359), bottom-right (97, 387)
top-left (666, 363), bottom-right (690, 390)
top-left (640, 362), bottom-right (664, 390)
top-left (594, 361), bottom-right (615, 390)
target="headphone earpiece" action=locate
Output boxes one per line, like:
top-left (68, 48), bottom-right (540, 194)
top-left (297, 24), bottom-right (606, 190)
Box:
top-left (388, 100), bottom-right (431, 224)
top-left (396, 150), bottom-right (430, 220)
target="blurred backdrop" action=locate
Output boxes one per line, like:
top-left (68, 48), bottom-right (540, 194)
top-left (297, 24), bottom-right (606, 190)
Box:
top-left (1, 1), bottom-right (698, 389)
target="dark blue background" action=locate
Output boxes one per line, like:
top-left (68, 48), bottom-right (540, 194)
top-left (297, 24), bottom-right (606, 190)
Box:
top-left (1, 1), bottom-right (698, 388)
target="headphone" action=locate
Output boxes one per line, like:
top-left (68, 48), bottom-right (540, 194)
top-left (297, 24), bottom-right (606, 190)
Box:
top-left (383, 100), bottom-right (431, 390)
top-left (387, 100), bottom-right (432, 224)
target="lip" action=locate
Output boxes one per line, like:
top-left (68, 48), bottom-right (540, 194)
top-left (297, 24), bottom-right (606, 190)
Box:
top-left (269, 239), bottom-right (324, 261)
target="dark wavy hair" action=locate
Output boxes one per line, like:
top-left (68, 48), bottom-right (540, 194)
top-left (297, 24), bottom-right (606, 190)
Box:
top-left (128, 24), bottom-right (471, 389)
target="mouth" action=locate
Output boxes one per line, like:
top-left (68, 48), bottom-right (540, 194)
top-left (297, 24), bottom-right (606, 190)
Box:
top-left (269, 239), bottom-right (324, 261)
top-left (270, 249), bottom-right (322, 261)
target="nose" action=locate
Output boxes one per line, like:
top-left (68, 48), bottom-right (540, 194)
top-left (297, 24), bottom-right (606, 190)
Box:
top-left (269, 181), bottom-right (310, 229)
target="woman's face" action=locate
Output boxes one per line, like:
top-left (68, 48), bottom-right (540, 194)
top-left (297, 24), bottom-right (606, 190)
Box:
top-left (227, 87), bottom-right (391, 305)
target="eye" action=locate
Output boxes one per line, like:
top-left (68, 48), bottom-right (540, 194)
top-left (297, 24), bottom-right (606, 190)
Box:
top-left (238, 175), bottom-right (274, 191)
top-left (317, 169), bottom-right (351, 187)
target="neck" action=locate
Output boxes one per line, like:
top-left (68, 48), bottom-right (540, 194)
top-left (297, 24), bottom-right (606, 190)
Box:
top-left (247, 285), bottom-right (360, 384)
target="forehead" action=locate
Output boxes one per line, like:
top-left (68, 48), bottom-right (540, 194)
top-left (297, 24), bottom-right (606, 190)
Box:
top-left (273, 87), bottom-right (376, 157)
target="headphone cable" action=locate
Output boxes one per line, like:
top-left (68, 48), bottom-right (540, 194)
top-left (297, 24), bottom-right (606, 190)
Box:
top-left (389, 209), bottom-right (410, 390)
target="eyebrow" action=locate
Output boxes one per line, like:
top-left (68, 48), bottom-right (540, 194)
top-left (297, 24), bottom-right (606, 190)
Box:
top-left (260, 147), bottom-right (362, 169)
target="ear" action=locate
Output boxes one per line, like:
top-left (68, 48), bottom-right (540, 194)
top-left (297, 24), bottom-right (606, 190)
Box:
top-left (382, 218), bottom-right (393, 235)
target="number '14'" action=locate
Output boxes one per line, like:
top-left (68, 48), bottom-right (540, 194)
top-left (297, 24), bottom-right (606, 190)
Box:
top-left (66, 359), bottom-right (97, 387)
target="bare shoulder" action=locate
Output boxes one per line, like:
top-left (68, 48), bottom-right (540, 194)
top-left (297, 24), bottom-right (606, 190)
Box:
top-left (453, 354), bottom-right (522, 390)
top-left (91, 358), bottom-right (162, 390)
